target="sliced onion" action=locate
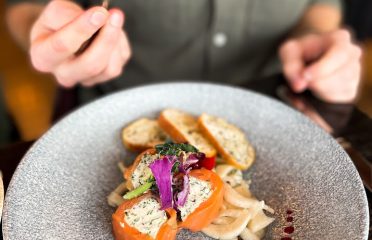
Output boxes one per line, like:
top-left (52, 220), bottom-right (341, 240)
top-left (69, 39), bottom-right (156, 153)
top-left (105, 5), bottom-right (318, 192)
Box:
top-left (255, 228), bottom-right (266, 239)
top-left (224, 183), bottom-right (257, 208)
top-left (216, 165), bottom-right (235, 178)
top-left (248, 209), bottom-right (275, 233)
top-left (218, 209), bottom-right (243, 218)
top-left (263, 204), bottom-right (275, 214)
top-left (233, 182), bottom-right (252, 198)
top-left (223, 200), bottom-right (241, 210)
top-left (239, 227), bottom-right (260, 240)
top-left (202, 209), bottom-right (251, 239)
top-left (117, 161), bottom-right (127, 174)
top-left (247, 201), bottom-right (265, 219)
top-left (221, 203), bottom-right (227, 211)
top-left (107, 192), bottom-right (124, 208)
top-left (212, 216), bottom-right (235, 225)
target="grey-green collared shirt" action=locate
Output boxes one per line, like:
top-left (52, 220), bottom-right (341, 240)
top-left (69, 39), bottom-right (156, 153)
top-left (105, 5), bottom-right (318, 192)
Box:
top-left (8, 0), bottom-right (342, 102)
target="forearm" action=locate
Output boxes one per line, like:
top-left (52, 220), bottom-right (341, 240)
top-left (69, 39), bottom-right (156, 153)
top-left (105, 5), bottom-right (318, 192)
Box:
top-left (6, 3), bottom-right (45, 50)
top-left (291, 3), bottom-right (342, 37)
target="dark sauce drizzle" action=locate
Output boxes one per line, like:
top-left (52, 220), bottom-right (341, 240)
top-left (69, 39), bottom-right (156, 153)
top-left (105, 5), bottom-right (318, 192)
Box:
top-left (280, 209), bottom-right (295, 240)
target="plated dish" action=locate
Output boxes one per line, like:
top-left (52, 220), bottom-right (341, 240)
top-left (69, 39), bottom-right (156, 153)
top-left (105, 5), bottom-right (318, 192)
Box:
top-left (108, 109), bottom-right (274, 240)
top-left (2, 83), bottom-right (369, 240)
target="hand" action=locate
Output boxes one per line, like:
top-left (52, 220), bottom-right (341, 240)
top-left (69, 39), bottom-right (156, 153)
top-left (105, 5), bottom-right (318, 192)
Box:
top-left (30, 0), bottom-right (131, 87)
top-left (279, 29), bottom-right (362, 103)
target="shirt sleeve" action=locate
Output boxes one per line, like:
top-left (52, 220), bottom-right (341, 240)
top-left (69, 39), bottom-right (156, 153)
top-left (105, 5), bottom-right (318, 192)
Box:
top-left (310, 0), bottom-right (343, 9)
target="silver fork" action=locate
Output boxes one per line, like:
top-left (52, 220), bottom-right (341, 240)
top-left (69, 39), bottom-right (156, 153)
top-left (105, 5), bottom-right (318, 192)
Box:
top-left (102, 0), bottom-right (110, 9)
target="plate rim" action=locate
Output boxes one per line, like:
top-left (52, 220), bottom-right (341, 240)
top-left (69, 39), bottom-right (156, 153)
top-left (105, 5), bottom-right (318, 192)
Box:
top-left (2, 82), bottom-right (369, 239)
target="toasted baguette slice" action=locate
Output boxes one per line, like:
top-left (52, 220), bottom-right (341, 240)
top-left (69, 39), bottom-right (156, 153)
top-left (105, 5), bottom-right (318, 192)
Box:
top-left (198, 113), bottom-right (255, 170)
top-left (158, 109), bottom-right (216, 157)
top-left (122, 118), bottom-right (167, 152)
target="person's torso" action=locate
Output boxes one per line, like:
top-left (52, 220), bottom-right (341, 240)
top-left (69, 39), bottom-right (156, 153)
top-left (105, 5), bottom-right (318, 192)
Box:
top-left (81, 0), bottom-right (312, 101)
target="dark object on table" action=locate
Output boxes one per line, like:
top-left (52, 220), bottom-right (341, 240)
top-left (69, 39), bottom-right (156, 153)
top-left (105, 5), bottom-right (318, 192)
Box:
top-left (0, 141), bottom-right (33, 192)
top-left (52, 87), bottom-right (79, 122)
top-left (0, 80), bottom-right (21, 146)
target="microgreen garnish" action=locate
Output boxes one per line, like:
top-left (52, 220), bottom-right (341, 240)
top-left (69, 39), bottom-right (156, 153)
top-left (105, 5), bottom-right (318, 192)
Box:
top-left (155, 141), bottom-right (198, 156)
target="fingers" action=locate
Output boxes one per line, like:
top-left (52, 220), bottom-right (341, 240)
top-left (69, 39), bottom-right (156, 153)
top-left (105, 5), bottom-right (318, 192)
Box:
top-left (81, 31), bottom-right (130, 86)
top-left (30, 0), bottom-right (84, 43)
top-left (30, 4), bottom-right (130, 87)
top-left (304, 30), bottom-right (362, 103)
top-left (31, 6), bottom-right (109, 72)
top-left (119, 31), bottom-right (132, 62)
top-left (54, 10), bottom-right (124, 86)
top-left (303, 30), bottom-right (360, 80)
top-left (38, 0), bottom-right (84, 30)
top-left (279, 40), bottom-right (304, 83)
top-left (279, 34), bottom-right (325, 92)
top-left (81, 43), bottom-right (125, 87)
top-left (308, 60), bottom-right (361, 103)
top-left (280, 29), bottom-right (362, 102)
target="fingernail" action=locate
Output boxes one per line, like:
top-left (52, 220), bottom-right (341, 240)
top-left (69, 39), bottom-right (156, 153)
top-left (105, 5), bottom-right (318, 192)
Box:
top-left (110, 13), bottom-right (123, 27)
top-left (90, 11), bottom-right (107, 26)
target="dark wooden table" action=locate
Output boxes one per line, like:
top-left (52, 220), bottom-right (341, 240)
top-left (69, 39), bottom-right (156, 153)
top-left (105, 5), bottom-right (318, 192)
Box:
top-left (1, 75), bottom-right (371, 238)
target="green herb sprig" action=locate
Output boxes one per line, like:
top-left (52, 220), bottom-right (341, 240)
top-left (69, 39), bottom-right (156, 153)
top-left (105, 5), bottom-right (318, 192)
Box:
top-left (155, 141), bottom-right (198, 156)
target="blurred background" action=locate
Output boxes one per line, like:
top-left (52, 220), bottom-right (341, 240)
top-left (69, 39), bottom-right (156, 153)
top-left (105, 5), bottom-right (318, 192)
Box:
top-left (0, 0), bottom-right (371, 147)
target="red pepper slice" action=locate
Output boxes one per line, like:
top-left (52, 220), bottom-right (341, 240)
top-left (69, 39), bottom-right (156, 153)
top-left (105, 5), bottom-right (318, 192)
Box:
top-left (199, 156), bottom-right (216, 170)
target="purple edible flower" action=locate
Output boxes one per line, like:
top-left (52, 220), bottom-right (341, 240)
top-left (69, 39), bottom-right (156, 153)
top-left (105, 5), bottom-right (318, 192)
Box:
top-left (175, 174), bottom-right (190, 207)
top-left (184, 152), bottom-right (206, 170)
top-left (179, 152), bottom-right (205, 173)
top-left (189, 152), bottom-right (206, 160)
top-left (149, 156), bottom-right (175, 209)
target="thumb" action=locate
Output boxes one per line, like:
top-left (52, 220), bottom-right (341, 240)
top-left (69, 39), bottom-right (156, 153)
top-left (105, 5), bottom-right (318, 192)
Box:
top-left (279, 34), bottom-right (327, 92)
top-left (279, 40), bottom-right (307, 92)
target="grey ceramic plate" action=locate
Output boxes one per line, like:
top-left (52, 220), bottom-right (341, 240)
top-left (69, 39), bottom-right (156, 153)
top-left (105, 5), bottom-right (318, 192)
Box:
top-left (0, 174), bottom-right (3, 222)
top-left (2, 83), bottom-right (369, 240)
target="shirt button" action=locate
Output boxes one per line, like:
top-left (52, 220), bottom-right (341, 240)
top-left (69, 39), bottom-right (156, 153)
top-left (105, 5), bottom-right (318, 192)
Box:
top-left (213, 32), bottom-right (227, 48)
